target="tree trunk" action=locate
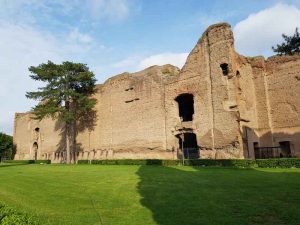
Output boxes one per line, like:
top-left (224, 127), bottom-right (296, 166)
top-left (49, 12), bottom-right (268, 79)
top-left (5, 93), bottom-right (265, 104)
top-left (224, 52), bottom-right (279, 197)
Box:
top-left (65, 75), bottom-right (71, 164)
top-left (66, 122), bottom-right (71, 164)
top-left (71, 120), bottom-right (77, 164)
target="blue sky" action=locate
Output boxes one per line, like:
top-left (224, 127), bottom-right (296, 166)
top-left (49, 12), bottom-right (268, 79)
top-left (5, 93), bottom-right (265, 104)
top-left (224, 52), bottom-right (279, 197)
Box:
top-left (1, 0), bottom-right (300, 135)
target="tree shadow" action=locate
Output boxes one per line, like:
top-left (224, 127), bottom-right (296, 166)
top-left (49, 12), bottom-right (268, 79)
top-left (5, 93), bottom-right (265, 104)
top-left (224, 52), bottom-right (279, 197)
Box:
top-left (54, 107), bottom-right (97, 163)
top-left (0, 163), bottom-right (30, 168)
top-left (136, 166), bottom-right (300, 225)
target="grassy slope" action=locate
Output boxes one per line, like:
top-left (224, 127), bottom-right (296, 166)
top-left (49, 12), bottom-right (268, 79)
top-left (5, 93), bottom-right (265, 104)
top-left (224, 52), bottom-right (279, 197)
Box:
top-left (0, 164), bottom-right (299, 225)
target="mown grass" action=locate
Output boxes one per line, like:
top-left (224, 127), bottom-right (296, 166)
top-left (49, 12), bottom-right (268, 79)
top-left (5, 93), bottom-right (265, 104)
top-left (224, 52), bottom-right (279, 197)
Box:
top-left (0, 164), bottom-right (299, 225)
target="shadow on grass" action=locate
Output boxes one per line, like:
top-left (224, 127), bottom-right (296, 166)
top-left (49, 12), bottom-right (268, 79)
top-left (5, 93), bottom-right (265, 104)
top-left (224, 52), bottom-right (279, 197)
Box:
top-left (0, 163), bottom-right (30, 168)
top-left (136, 166), bottom-right (300, 225)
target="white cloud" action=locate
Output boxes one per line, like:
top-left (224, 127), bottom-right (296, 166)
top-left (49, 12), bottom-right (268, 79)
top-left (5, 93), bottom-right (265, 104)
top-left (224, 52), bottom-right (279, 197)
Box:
top-left (110, 53), bottom-right (188, 75)
top-left (137, 53), bottom-right (189, 70)
top-left (0, 0), bottom-right (134, 135)
top-left (0, 0), bottom-right (133, 24)
top-left (234, 3), bottom-right (300, 56)
top-left (0, 0), bottom-right (44, 25)
top-left (69, 28), bottom-right (93, 44)
top-left (0, 21), bottom-right (63, 134)
top-left (87, 0), bottom-right (131, 21)
top-left (112, 56), bottom-right (139, 68)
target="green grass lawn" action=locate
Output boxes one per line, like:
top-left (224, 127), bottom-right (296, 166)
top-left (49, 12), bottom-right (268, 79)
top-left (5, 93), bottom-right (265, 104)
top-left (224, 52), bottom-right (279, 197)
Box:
top-left (0, 164), bottom-right (300, 225)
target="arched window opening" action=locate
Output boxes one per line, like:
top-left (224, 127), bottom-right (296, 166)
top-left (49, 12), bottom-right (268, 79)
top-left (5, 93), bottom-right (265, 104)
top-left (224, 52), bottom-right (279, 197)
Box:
top-left (34, 127), bottom-right (40, 140)
top-left (220, 63), bottom-right (229, 76)
top-left (33, 142), bottom-right (38, 160)
top-left (175, 94), bottom-right (194, 122)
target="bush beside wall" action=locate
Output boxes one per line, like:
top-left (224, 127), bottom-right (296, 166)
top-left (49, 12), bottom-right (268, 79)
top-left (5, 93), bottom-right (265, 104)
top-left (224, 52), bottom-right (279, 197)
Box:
top-left (79, 159), bottom-right (180, 166)
top-left (2, 160), bottom-right (51, 164)
top-left (183, 159), bottom-right (256, 168)
top-left (0, 204), bottom-right (38, 225)
top-left (256, 158), bottom-right (300, 168)
top-left (77, 158), bottom-right (300, 168)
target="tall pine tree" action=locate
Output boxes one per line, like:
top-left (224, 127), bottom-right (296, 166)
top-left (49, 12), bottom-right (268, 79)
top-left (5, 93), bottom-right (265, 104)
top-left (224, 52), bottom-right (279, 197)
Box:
top-left (272, 28), bottom-right (300, 55)
top-left (26, 61), bottom-right (97, 164)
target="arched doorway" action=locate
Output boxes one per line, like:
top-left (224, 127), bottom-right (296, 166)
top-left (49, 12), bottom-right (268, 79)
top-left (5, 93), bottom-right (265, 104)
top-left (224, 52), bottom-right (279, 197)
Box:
top-left (32, 142), bottom-right (38, 160)
top-left (177, 133), bottom-right (199, 159)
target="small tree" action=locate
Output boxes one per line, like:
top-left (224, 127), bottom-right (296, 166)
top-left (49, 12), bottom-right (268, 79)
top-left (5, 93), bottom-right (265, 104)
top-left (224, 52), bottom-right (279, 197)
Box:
top-left (0, 132), bottom-right (13, 159)
top-left (272, 28), bottom-right (300, 55)
top-left (26, 61), bottom-right (97, 164)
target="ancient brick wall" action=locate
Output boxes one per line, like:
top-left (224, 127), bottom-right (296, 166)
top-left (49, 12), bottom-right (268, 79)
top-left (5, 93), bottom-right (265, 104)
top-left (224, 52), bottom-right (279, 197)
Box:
top-left (13, 23), bottom-right (300, 161)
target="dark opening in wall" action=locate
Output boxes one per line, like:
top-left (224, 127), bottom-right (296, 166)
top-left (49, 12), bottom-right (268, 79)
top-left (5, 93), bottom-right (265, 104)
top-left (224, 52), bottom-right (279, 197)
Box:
top-left (279, 141), bottom-right (291, 157)
top-left (220, 63), bottom-right (229, 76)
top-left (178, 133), bottom-right (199, 159)
top-left (125, 87), bottom-right (134, 91)
top-left (253, 142), bottom-right (259, 159)
top-left (236, 70), bottom-right (240, 77)
top-left (33, 142), bottom-right (38, 160)
top-left (35, 127), bottom-right (40, 132)
top-left (125, 100), bottom-right (134, 103)
top-left (175, 93), bottom-right (194, 121)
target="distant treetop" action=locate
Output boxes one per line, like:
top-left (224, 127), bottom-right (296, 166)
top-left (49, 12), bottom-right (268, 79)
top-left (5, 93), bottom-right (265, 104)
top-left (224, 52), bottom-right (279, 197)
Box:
top-left (272, 28), bottom-right (300, 55)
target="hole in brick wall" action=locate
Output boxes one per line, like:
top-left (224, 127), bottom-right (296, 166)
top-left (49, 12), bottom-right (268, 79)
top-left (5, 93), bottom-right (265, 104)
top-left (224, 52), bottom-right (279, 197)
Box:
top-left (236, 70), bottom-right (240, 76)
top-left (125, 87), bottom-right (134, 91)
top-left (229, 105), bottom-right (238, 109)
top-left (279, 141), bottom-right (291, 158)
top-left (35, 127), bottom-right (40, 132)
top-left (125, 100), bottom-right (134, 103)
top-left (175, 93), bottom-right (194, 121)
top-left (177, 133), bottom-right (199, 159)
top-left (125, 98), bottom-right (139, 103)
top-left (220, 63), bottom-right (229, 76)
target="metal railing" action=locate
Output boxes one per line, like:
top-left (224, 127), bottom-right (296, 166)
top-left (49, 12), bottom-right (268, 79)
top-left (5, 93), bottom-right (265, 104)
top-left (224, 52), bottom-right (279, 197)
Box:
top-left (177, 147), bottom-right (200, 161)
top-left (0, 157), bottom-right (12, 163)
top-left (254, 146), bottom-right (291, 159)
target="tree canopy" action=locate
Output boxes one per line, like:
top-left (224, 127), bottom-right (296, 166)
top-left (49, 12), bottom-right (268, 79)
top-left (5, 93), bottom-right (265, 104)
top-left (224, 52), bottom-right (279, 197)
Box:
top-left (0, 132), bottom-right (13, 159)
top-left (272, 28), bottom-right (300, 55)
top-left (26, 61), bottom-right (97, 163)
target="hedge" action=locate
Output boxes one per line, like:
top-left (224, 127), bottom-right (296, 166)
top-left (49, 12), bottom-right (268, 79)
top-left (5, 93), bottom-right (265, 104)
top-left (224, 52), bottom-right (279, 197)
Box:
top-left (78, 159), bottom-right (180, 166)
top-left (183, 159), bottom-right (256, 168)
top-left (0, 204), bottom-right (38, 225)
top-left (77, 158), bottom-right (300, 168)
top-left (256, 158), bottom-right (300, 168)
top-left (2, 160), bottom-right (51, 164)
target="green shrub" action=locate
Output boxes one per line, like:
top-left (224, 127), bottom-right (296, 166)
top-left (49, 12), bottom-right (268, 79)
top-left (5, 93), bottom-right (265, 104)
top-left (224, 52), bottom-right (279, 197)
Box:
top-left (2, 160), bottom-right (51, 164)
top-left (184, 159), bottom-right (256, 168)
top-left (85, 159), bottom-right (255, 167)
top-left (77, 160), bottom-right (90, 164)
top-left (77, 159), bottom-right (181, 166)
top-left (77, 158), bottom-right (300, 168)
top-left (256, 158), bottom-right (300, 168)
top-left (0, 204), bottom-right (38, 225)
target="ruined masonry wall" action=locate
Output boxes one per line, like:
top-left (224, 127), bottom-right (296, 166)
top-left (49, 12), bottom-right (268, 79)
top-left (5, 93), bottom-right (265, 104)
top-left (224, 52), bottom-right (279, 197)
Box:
top-left (13, 23), bottom-right (300, 161)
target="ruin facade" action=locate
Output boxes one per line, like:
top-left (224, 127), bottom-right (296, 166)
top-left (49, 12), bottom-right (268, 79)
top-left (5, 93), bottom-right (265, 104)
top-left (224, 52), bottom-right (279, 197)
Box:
top-left (14, 23), bottom-right (300, 162)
